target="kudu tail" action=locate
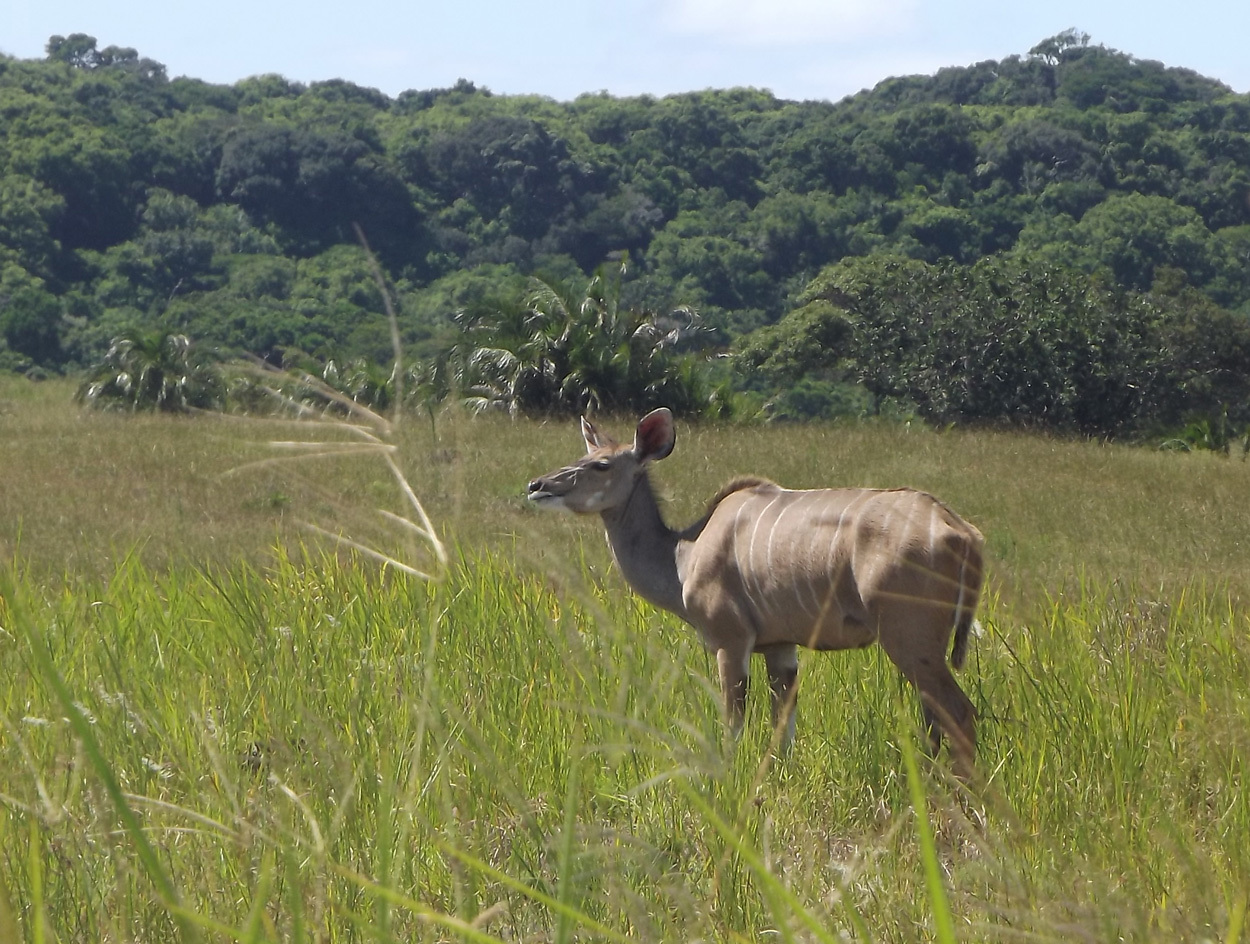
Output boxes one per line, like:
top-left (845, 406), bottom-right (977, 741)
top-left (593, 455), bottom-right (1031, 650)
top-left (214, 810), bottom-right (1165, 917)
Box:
top-left (950, 614), bottom-right (975, 670)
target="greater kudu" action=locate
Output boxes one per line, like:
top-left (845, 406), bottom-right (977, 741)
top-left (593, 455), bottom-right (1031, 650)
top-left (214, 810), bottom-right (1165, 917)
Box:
top-left (527, 408), bottom-right (984, 766)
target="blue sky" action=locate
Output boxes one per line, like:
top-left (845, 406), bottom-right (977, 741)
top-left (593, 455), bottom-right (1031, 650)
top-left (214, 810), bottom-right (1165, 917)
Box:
top-left (5, 0), bottom-right (1249, 102)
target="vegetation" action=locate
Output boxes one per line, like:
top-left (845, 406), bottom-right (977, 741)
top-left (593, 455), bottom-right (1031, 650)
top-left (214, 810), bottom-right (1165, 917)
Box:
top-left (453, 260), bottom-right (724, 417)
top-left (75, 328), bottom-right (224, 411)
top-left (3, 31), bottom-right (1250, 431)
top-left (739, 254), bottom-right (1250, 434)
top-left (5, 28), bottom-right (1250, 938)
top-left (2, 380), bottom-right (1249, 941)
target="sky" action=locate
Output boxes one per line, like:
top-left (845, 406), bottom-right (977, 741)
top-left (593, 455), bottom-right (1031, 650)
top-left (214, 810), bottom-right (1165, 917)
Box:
top-left (4, 0), bottom-right (1249, 104)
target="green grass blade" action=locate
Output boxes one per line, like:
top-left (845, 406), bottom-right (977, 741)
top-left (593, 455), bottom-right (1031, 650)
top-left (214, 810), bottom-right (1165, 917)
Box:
top-left (7, 579), bottom-right (202, 943)
top-left (27, 819), bottom-right (44, 944)
top-left (554, 753), bottom-right (581, 944)
top-left (1227, 894), bottom-right (1246, 944)
top-left (674, 778), bottom-right (869, 944)
top-left (285, 848), bottom-right (306, 944)
top-left (242, 847), bottom-right (277, 944)
top-left (436, 844), bottom-right (635, 944)
top-left (0, 842), bottom-right (21, 944)
top-left (900, 728), bottom-right (957, 944)
top-left (328, 862), bottom-right (511, 944)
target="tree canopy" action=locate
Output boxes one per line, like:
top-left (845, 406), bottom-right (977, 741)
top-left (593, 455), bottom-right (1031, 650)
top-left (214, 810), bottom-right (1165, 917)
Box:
top-left (2, 32), bottom-right (1249, 433)
top-left (739, 254), bottom-right (1250, 434)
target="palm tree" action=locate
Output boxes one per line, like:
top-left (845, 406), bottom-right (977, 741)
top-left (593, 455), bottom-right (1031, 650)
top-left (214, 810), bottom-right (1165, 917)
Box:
top-left (455, 289), bottom-right (564, 415)
top-left (322, 357), bottom-right (395, 412)
top-left (77, 329), bottom-right (224, 412)
top-left (456, 261), bottom-right (716, 416)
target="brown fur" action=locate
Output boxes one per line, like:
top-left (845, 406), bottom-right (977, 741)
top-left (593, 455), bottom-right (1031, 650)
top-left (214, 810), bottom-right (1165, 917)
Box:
top-left (680, 476), bottom-right (778, 539)
top-left (528, 409), bottom-right (984, 770)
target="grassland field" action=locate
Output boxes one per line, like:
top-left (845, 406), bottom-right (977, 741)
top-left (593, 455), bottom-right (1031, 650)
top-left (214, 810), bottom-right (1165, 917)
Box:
top-left (1, 374), bottom-right (1248, 942)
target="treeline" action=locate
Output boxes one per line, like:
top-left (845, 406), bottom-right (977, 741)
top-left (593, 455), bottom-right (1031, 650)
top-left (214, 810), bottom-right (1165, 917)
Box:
top-left (2, 30), bottom-right (1250, 434)
top-left (740, 254), bottom-right (1250, 435)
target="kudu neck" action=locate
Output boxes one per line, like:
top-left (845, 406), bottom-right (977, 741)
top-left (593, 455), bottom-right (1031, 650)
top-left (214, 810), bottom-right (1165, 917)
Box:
top-left (598, 470), bottom-right (686, 616)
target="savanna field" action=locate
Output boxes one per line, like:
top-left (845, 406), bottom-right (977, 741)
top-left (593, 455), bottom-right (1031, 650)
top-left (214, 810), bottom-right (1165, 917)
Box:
top-left (1, 375), bottom-right (1248, 942)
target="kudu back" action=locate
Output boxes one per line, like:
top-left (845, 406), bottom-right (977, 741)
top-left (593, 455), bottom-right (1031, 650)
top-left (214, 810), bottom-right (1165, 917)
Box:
top-left (527, 408), bottom-right (984, 766)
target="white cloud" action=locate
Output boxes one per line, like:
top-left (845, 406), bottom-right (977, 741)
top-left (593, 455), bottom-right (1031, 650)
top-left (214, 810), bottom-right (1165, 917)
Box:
top-left (663, 0), bottom-right (918, 46)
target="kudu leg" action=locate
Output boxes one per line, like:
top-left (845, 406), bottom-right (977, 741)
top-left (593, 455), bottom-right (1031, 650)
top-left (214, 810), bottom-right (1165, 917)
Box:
top-left (879, 629), bottom-right (977, 774)
top-left (760, 644), bottom-right (799, 753)
top-left (920, 668), bottom-right (977, 774)
top-left (715, 646), bottom-right (751, 739)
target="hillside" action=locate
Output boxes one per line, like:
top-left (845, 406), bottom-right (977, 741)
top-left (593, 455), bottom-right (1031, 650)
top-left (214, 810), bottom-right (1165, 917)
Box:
top-left (2, 30), bottom-right (1249, 428)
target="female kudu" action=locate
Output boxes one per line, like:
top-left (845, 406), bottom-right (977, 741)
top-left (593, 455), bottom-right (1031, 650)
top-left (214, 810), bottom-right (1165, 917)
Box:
top-left (527, 408), bottom-right (983, 767)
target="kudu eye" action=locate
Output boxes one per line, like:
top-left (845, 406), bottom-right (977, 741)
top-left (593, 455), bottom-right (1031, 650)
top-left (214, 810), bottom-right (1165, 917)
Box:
top-left (591, 459), bottom-right (611, 471)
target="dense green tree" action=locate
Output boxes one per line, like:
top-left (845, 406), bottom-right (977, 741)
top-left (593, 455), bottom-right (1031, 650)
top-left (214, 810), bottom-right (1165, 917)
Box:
top-left (898, 201), bottom-right (986, 262)
top-left (1208, 226), bottom-right (1250, 311)
top-left (541, 187), bottom-right (663, 271)
top-left (734, 300), bottom-right (852, 380)
top-left (644, 199), bottom-right (777, 320)
top-left (140, 111), bottom-right (236, 206)
top-left (401, 263), bottom-right (526, 359)
top-left (416, 116), bottom-right (592, 237)
top-left (0, 279), bottom-right (62, 366)
top-left (625, 92), bottom-right (765, 206)
top-left (1029, 29), bottom-right (1091, 67)
top-left (10, 122), bottom-right (137, 250)
top-left (752, 254), bottom-right (1250, 434)
top-left (745, 190), bottom-right (852, 277)
top-left (977, 117), bottom-right (1104, 194)
top-left (79, 188), bottom-right (224, 318)
top-left (216, 123), bottom-right (421, 263)
top-left (879, 104), bottom-right (979, 182)
top-left (767, 111), bottom-right (860, 194)
top-left (46, 34), bottom-right (108, 70)
top-left (1056, 44), bottom-right (1225, 111)
top-left (1037, 193), bottom-right (1217, 290)
top-left (0, 176), bottom-right (64, 278)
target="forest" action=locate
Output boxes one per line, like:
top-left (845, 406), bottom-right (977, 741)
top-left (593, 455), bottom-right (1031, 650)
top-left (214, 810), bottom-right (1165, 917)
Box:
top-left (3, 29), bottom-right (1250, 434)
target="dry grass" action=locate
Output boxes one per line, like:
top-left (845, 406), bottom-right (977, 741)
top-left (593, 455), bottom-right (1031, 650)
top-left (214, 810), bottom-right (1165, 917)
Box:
top-left (6, 374), bottom-right (1248, 616)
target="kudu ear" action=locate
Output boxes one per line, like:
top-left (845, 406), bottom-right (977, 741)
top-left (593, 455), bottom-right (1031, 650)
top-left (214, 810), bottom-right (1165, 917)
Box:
top-left (581, 415), bottom-right (614, 454)
top-left (633, 408), bottom-right (675, 463)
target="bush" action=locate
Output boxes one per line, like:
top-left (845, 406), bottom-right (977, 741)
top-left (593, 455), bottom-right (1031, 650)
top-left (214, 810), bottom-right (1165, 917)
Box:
top-left (77, 329), bottom-right (224, 412)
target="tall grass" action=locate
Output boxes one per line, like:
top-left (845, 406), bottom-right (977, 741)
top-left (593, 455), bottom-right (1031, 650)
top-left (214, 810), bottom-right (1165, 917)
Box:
top-left (2, 550), bottom-right (1247, 941)
top-left (2, 375), bottom-right (1249, 940)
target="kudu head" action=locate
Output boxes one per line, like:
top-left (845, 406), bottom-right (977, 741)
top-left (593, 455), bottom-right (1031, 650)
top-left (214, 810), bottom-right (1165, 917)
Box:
top-left (527, 408), bottom-right (675, 515)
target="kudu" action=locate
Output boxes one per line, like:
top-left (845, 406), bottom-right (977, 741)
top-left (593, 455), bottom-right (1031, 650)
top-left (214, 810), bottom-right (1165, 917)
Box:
top-left (527, 408), bottom-right (984, 766)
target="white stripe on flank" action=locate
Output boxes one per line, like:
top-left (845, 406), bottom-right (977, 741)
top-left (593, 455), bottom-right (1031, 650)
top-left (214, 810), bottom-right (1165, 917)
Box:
top-left (903, 492), bottom-right (927, 577)
top-left (878, 492), bottom-right (895, 552)
top-left (828, 490), bottom-right (870, 587)
top-left (775, 497), bottom-right (819, 621)
top-left (848, 491), bottom-right (875, 577)
top-left (800, 492), bottom-right (827, 618)
top-left (748, 493), bottom-right (783, 616)
top-left (826, 507), bottom-right (847, 578)
top-left (798, 538), bottom-right (823, 621)
top-left (765, 499), bottom-right (788, 573)
top-left (732, 500), bottom-right (765, 617)
top-left (767, 497), bottom-right (798, 585)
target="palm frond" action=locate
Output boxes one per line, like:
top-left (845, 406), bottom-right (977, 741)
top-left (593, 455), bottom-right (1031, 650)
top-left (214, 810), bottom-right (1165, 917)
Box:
top-left (444, 260), bottom-right (718, 417)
